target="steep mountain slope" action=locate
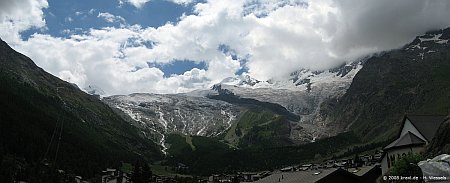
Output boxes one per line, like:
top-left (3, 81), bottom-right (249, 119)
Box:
top-left (427, 116), bottom-right (450, 155)
top-left (326, 28), bottom-right (450, 142)
top-left (0, 39), bottom-right (162, 180)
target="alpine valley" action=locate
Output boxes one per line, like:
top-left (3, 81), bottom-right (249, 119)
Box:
top-left (103, 55), bottom-right (364, 149)
top-left (101, 27), bottom-right (450, 174)
top-left (1, 26), bottom-right (450, 180)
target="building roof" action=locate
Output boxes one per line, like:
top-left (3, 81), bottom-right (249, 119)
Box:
top-left (384, 131), bottom-right (426, 150)
top-left (348, 165), bottom-right (380, 177)
top-left (404, 115), bottom-right (447, 142)
top-left (253, 168), bottom-right (364, 183)
top-left (316, 169), bottom-right (360, 183)
top-left (253, 168), bottom-right (338, 183)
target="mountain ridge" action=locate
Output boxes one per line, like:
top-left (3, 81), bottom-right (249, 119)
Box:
top-left (324, 27), bottom-right (450, 142)
top-left (0, 38), bottom-right (162, 180)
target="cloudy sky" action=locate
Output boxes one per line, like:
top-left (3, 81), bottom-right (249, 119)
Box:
top-left (1, 0), bottom-right (450, 95)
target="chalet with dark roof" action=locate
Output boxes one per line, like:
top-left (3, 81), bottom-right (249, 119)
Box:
top-left (253, 168), bottom-right (359, 183)
top-left (381, 114), bottom-right (447, 174)
top-left (253, 165), bottom-right (381, 183)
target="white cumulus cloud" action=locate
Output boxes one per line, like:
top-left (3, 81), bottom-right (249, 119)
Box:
top-left (1, 0), bottom-right (450, 95)
top-left (126, 0), bottom-right (151, 8)
top-left (98, 12), bottom-right (126, 24)
top-left (125, 0), bottom-right (195, 8)
top-left (0, 0), bottom-right (48, 45)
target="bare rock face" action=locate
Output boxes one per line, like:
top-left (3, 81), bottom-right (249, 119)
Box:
top-left (103, 93), bottom-right (241, 152)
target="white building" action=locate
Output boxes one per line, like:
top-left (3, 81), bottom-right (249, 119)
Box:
top-left (381, 114), bottom-right (447, 174)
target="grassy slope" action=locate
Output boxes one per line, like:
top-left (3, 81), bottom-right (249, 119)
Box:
top-left (223, 108), bottom-right (292, 148)
top-left (165, 132), bottom-right (361, 175)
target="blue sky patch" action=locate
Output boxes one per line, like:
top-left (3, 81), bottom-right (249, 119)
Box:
top-left (218, 44), bottom-right (248, 75)
top-left (20, 0), bottom-right (197, 39)
top-left (149, 60), bottom-right (207, 77)
top-left (19, 0), bottom-right (210, 80)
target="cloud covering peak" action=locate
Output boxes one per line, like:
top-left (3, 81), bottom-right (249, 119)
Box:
top-left (1, 0), bottom-right (450, 95)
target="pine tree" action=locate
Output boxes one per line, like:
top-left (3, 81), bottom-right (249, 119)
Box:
top-left (131, 160), bottom-right (143, 183)
top-left (142, 163), bottom-right (152, 183)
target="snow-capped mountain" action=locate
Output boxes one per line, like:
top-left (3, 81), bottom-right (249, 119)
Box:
top-left (104, 27), bottom-right (450, 148)
top-left (218, 61), bottom-right (363, 114)
top-left (103, 60), bottom-right (365, 147)
top-left (212, 60), bottom-right (364, 141)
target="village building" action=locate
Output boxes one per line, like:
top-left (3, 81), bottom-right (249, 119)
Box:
top-left (207, 171), bottom-right (272, 183)
top-left (381, 114), bottom-right (448, 175)
top-left (101, 168), bottom-right (130, 183)
top-left (253, 165), bottom-right (380, 183)
top-left (75, 176), bottom-right (83, 183)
